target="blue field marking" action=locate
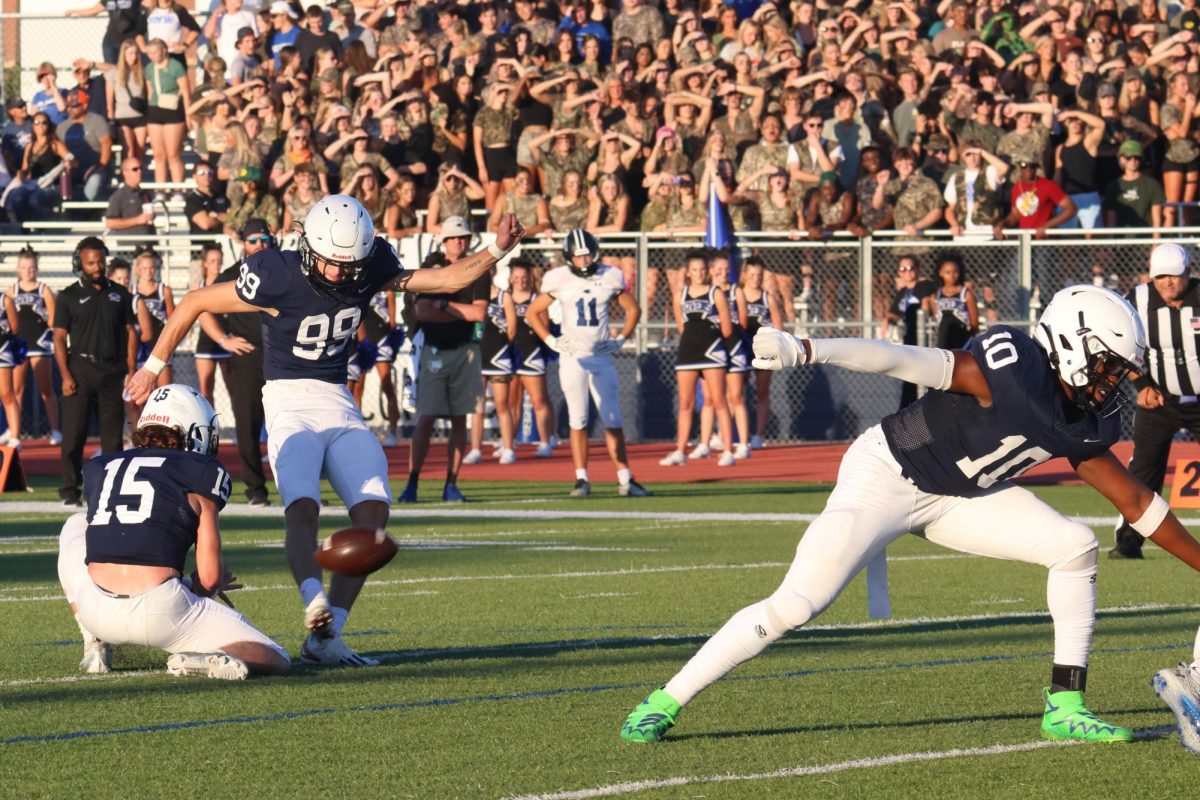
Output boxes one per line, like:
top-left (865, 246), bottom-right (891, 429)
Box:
top-left (2, 641), bottom-right (1189, 746)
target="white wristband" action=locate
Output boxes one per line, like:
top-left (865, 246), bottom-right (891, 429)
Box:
top-left (143, 354), bottom-right (166, 376)
top-left (487, 243), bottom-right (507, 260)
top-left (1129, 493), bottom-right (1170, 537)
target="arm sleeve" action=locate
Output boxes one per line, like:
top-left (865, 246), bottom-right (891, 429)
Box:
top-left (808, 337), bottom-right (955, 390)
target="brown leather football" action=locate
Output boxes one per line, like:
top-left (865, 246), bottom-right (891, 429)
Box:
top-left (314, 527), bottom-right (398, 577)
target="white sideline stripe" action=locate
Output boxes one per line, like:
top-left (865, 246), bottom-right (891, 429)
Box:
top-left (0, 554), bottom-right (971, 603)
top-left (3, 602), bottom-right (1192, 689)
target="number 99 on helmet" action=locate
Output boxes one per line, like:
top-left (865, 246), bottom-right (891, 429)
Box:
top-left (562, 228), bottom-right (600, 278)
top-left (299, 195), bottom-right (377, 299)
top-left (137, 384), bottom-right (220, 456)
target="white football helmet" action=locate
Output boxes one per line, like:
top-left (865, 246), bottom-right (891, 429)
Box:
top-left (137, 384), bottom-right (220, 456)
top-left (299, 195), bottom-right (376, 297)
top-left (1033, 284), bottom-right (1146, 417)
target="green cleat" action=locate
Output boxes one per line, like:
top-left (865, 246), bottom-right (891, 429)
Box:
top-left (620, 688), bottom-right (682, 743)
top-left (1040, 687), bottom-right (1133, 743)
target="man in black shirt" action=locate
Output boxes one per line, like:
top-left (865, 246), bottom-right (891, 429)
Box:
top-left (883, 255), bottom-right (936, 409)
top-left (184, 164), bottom-right (229, 235)
top-left (202, 219), bottom-right (271, 505)
top-left (398, 216), bottom-right (489, 504)
top-left (53, 236), bottom-right (137, 506)
top-left (104, 157), bottom-right (155, 239)
top-left (295, 5), bottom-right (343, 76)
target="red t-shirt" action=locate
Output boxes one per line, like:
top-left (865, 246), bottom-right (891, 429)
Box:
top-left (1010, 178), bottom-right (1067, 229)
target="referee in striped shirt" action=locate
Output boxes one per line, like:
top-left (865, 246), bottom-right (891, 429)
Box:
top-left (1113, 243), bottom-right (1200, 559)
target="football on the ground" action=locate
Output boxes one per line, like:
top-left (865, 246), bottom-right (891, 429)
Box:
top-left (314, 527), bottom-right (398, 577)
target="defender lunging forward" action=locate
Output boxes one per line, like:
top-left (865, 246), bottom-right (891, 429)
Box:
top-left (622, 285), bottom-right (1200, 744)
top-left (126, 197), bottom-right (525, 666)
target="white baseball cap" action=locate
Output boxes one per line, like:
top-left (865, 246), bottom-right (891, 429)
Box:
top-left (440, 216), bottom-right (472, 240)
top-left (1149, 243), bottom-right (1190, 278)
top-left (271, 1), bottom-right (299, 18)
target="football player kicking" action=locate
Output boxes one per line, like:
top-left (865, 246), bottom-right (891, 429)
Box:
top-left (621, 285), bottom-right (1200, 744)
top-left (57, 384), bottom-right (289, 680)
top-left (127, 197), bottom-right (525, 666)
top-left (525, 228), bottom-right (650, 498)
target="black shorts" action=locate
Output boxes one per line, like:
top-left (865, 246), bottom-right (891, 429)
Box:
top-left (147, 104), bottom-right (185, 126)
top-left (1163, 156), bottom-right (1200, 174)
top-left (115, 115), bottom-right (147, 129)
top-left (482, 146), bottom-right (517, 182)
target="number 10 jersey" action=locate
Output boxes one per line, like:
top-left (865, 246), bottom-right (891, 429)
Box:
top-left (233, 242), bottom-right (401, 383)
top-left (880, 326), bottom-right (1118, 497)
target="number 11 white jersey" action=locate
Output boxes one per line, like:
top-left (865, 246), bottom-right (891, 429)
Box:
top-left (540, 263), bottom-right (625, 357)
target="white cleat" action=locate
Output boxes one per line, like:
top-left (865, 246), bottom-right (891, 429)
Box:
top-left (534, 443), bottom-right (553, 458)
top-left (734, 443), bottom-right (751, 460)
top-left (79, 641), bottom-right (111, 674)
top-left (300, 634), bottom-right (380, 667)
top-left (749, 435), bottom-right (764, 450)
top-left (304, 594), bottom-right (334, 640)
top-left (717, 451), bottom-right (736, 467)
top-left (462, 448), bottom-right (483, 465)
top-left (4, 437), bottom-right (20, 450)
top-left (48, 429), bottom-right (63, 445)
top-left (166, 652), bottom-right (249, 681)
top-left (381, 433), bottom-right (398, 447)
top-left (1152, 662), bottom-right (1200, 754)
top-left (658, 450), bottom-right (686, 466)
top-left (497, 448), bottom-right (516, 465)
top-left (688, 443), bottom-right (711, 459)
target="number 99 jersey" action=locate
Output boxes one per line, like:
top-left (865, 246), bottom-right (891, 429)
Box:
top-left (881, 326), bottom-right (1119, 497)
top-left (83, 448), bottom-right (231, 574)
top-left (540, 263), bottom-right (626, 356)
top-left (233, 241), bottom-right (401, 383)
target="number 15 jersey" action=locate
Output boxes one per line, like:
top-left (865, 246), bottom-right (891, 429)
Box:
top-left (881, 326), bottom-right (1118, 497)
top-left (233, 242), bottom-right (401, 383)
top-left (540, 263), bottom-right (625, 357)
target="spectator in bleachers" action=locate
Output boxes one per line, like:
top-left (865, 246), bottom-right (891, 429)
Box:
top-left (332, 0), bottom-right (378, 57)
top-left (267, 1), bottom-right (302, 70)
top-left (66, 0), bottom-right (147, 66)
top-left (943, 142), bottom-right (1009, 239)
top-left (490, 166), bottom-right (551, 235)
top-left (5, 113), bottom-right (71, 224)
top-left (384, 174), bottom-right (421, 238)
top-left (142, 0), bottom-right (202, 77)
top-left (588, 172), bottom-right (631, 233)
top-left (474, 83), bottom-right (519, 209)
top-left (271, 124), bottom-right (331, 195)
top-left (203, 0), bottom-right (261, 81)
top-left (31, 63), bottom-right (68, 126)
top-left (225, 165), bottom-right (280, 235)
top-left (281, 161), bottom-right (324, 232)
top-left (425, 163), bottom-right (483, 234)
top-left (1, 98), bottom-right (32, 180)
top-left (1055, 109), bottom-right (1105, 230)
top-left (345, 165), bottom-right (388, 229)
top-left (296, 4), bottom-right (343, 75)
top-left (875, 147), bottom-right (943, 237)
top-left (1103, 139), bottom-right (1165, 229)
top-left (56, 89), bottom-right (112, 203)
top-left (216, 121), bottom-right (263, 204)
top-left (144, 38), bottom-right (190, 199)
top-left (184, 163), bottom-right (229, 235)
top-left (549, 168), bottom-right (590, 232)
top-left (102, 39), bottom-right (148, 165)
top-left (68, 61), bottom-right (108, 120)
top-left (995, 157), bottom-right (1076, 238)
top-left (104, 157), bottom-right (155, 239)
top-left (330, 130), bottom-right (400, 193)
top-left (803, 171), bottom-right (855, 238)
top-left (1160, 71), bottom-right (1199, 228)
top-left (229, 26), bottom-right (264, 86)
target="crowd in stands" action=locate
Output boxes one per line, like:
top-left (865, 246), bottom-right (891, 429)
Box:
top-left (0, 0), bottom-right (1196, 239)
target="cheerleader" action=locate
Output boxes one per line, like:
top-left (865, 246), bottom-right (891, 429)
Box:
top-left (0, 290), bottom-right (21, 448)
top-left (659, 249), bottom-right (734, 467)
top-left (466, 271), bottom-right (517, 465)
top-left (710, 251), bottom-right (752, 459)
top-left (192, 243), bottom-right (230, 407)
top-left (132, 248), bottom-right (175, 386)
top-left (6, 246), bottom-right (60, 443)
top-left (358, 290), bottom-right (405, 446)
top-left (508, 259), bottom-right (555, 457)
top-left (739, 257), bottom-right (783, 449)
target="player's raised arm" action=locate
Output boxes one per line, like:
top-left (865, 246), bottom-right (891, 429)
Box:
top-left (126, 282), bottom-right (264, 405)
top-left (391, 213), bottom-right (525, 294)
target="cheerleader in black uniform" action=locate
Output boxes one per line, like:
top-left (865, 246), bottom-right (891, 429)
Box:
top-left (739, 257), bottom-right (784, 449)
top-left (6, 247), bottom-right (60, 443)
top-left (132, 249), bottom-right (175, 387)
top-left (349, 290), bottom-right (405, 446)
top-left (0, 290), bottom-right (21, 448)
top-left (709, 251), bottom-right (752, 459)
top-left (508, 259), bottom-right (556, 457)
top-left (467, 272), bottom-right (518, 465)
top-left (660, 250), bottom-right (735, 467)
top-left (192, 243), bottom-right (230, 408)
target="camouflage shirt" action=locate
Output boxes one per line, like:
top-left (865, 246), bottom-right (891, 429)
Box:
top-left (711, 112), bottom-right (759, 153)
top-left (473, 106), bottom-right (517, 147)
top-left (504, 192), bottom-right (544, 229)
top-left (737, 141), bottom-right (789, 192)
top-left (1162, 102), bottom-right (1200, 163)
top-left (855, 173), bottom-right (889, 230)
top-left (540, 147), bottom-right (591, 197)
top-left (227, 192), bottom-right (280, 233)
top-left (997, 124), bottom-right (1050, 169)
top-left (756, 192), bottom-right (800, 231)
top-left (884, 173), bottom-right (943, 229)
top-left (953, 118), bottom-right (1003, 155)
top-left (665, 197), bottom-right (707, 230)
top-left (550, 196), bottom-right (589, 231)
top-left (612, 6), bottom-right (665, 47)
top-left (640, 197), bottom-right (671, 232)
top-left (433, 188), bottom-right (471, 225)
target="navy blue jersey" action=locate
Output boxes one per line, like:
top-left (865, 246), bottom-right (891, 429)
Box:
top-left (84, 448), bottom-right (231, 573)
top-left (233, 240), bottom-right (402, 383)
top-left (881, 326), bottom-right (1117, 497)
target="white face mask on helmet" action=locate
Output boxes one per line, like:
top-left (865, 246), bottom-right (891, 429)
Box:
top-left (137, 384), bottom-right (220, 456)
top-left (299, 194), bottom-right (376, 298)
top-left (1033, 284), bottom-right (1146, 417)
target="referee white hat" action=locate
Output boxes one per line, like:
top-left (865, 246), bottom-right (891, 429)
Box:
top-left (1149, 243), bottom-right (1190, 278)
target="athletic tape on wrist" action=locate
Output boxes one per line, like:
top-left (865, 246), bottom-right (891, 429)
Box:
top-left (143, 355), bottom-right (166, 376)
top-left (1130, 493), bottom-right (1170, 537)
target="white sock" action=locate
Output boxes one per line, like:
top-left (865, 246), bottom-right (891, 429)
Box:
top-left (1192, 624), bottom-right (1200, 669)
top-left (331, 606), bottom-right (349, 637)
top-left (664, 600), bottom-right (786, 706)
top-left (1047, 564), bottom-right (1097, 668)
top-left (575, 468), bottom-right (588, 482)
top-left (300, 577), bottom-right (324, 607)
top-left (617, 468), bottom-right (631, 487)
top-left (75, 614), bottom-right (99, 645)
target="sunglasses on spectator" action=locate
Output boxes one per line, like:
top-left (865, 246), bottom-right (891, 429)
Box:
top-left (195, 168), bottom-right (211, 176)
top-left (898, 266), bottom-right (914, 272)
top-left (819, 24), bottom-right (839, 32)
top-left (245, 235), bottom-right (271, 244)
top-left (32, 120), bottom-right (48, 126)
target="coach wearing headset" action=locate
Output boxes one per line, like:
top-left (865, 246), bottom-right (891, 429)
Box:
top-left (53, 236), bottom-right (137, 507)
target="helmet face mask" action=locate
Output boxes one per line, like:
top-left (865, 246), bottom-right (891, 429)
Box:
top-left (1033, 285), bottom-right (1146, 418)
top-left (137, 384), bottom-right (220, 456)
top-left (562, 228), bottom-right (600, 278)
top-left (300, 195), bottom-right (377, 299)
